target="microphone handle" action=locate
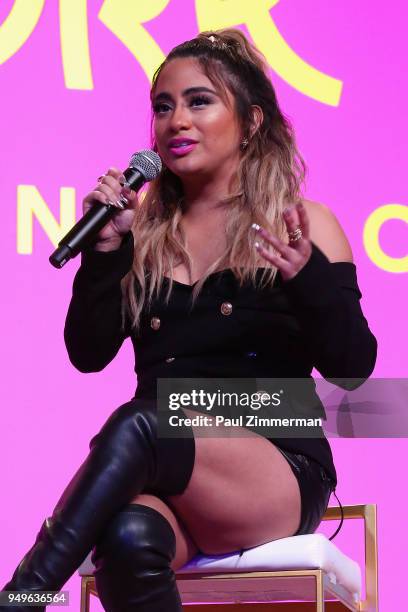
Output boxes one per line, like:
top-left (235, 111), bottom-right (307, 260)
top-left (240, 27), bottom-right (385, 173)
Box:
top-left (49, 202), bottom-right (118, 268)
top-left (49, 168), bottom-right (145, 269)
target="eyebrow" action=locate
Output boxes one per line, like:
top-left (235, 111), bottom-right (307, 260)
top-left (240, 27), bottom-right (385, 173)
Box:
top-left (152, 86), bottom-right (218, 104)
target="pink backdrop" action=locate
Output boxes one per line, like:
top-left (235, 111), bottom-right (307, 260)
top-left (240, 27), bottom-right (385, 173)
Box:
top-left (1, 1), bottom-right (406, 609)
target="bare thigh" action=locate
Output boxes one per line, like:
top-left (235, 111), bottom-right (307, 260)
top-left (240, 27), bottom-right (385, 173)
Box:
top-left (164, 408), bottom-right (301, 555)
top-left (130, 409), bottom-right (301, 563)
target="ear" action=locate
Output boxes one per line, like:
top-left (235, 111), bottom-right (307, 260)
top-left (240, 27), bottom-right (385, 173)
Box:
top-left (249, 105), bottom-right (263, 139)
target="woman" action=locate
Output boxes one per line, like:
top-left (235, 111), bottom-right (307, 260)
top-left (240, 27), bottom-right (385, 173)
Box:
top-left (1, 29), bottom-right (377, 611)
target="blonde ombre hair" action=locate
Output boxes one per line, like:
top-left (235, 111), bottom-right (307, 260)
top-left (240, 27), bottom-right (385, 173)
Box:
top-left (122, 28), bottom-right (307, 333)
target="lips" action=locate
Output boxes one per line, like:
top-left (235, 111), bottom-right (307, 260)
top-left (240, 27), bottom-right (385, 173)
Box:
top-left (168, 138), bottom-right (198, 157)
top-left (168, 138), bottom-right (198, 148)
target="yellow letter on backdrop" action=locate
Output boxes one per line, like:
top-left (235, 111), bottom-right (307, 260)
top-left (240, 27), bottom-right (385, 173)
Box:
top-left (195, 0), bottom-right (343, 106)
top-left (17, 186), bottom-right (76, 254)
top-left (98, 0), bottom-right (169, 83)
top-left (0, 0), bottom-right (45, 66)
top-left (363, 204), bottom-right (408, 273)
top-left (59, 0), bottom-right (93, 89)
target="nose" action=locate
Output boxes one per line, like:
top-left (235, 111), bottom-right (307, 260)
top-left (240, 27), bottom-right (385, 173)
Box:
top-left (169, 102), bottom-right (192, 132)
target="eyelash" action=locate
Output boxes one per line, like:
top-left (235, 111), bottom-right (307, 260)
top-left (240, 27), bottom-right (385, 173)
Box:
top-left (153, 95), bottom-right (212, 114)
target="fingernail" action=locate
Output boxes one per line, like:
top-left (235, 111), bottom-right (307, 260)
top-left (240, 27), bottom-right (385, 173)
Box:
top-left (251, 223), bottom-right (262, 232)
top-left (106, 198), bottom-right (123, 209)
top-left (283, 206), bottom-right (293, 216)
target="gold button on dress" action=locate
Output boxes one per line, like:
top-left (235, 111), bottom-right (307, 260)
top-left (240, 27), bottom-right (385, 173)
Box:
top-left (165, 357), bottom-right (175, 363)
top-left (150, 317), bottom-right (161, 330)
top-left (220, 302), bottom-right (233, 315)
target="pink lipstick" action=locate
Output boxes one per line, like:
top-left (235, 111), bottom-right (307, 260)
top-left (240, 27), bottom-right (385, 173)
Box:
top-left (168, 138), bottom-right (198, 157)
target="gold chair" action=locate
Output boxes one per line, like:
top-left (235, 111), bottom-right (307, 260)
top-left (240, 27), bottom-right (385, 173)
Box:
top-left (79, 503), bottom-right (378, 611)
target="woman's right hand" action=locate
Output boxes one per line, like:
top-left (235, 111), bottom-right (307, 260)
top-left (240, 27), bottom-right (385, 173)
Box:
top-left (82, 167), bottom-right (138, 250)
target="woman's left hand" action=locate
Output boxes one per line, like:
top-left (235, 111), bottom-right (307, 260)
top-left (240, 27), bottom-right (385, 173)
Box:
top-left (252, 202), bottom-right (312, 282)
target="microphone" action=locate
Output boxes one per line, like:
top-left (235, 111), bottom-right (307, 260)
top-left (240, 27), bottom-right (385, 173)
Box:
top-left (49, 150), bottom-right (162, 268)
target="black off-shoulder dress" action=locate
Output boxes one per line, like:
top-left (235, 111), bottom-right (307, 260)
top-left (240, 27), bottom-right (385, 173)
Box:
top-left (64, 230), bottom-right (378, 491)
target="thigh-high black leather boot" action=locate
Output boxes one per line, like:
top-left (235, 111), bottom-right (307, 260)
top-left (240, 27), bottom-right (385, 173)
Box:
top-left (92, 503), bottom-right (183, 611)
top-left (0, 399), bottom-right (195, 611)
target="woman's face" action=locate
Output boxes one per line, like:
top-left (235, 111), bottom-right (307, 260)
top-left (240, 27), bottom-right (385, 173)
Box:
top-left (152, 57), bottom-right (242, 182)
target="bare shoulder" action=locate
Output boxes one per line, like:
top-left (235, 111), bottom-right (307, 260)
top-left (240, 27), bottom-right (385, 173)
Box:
top-left (300, 199), bottom-right (354, 263)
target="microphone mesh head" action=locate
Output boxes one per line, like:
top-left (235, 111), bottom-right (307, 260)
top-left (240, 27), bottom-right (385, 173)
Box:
top-left (129, 150), bottom-right (162, 181)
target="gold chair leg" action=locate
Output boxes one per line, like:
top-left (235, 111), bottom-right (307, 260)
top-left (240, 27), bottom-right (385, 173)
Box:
top-left (80, 577), bottom-right (91, 612)
top-left (316, 571), bottom-right (325, 612)
top-left (323, 504), bottom-right (378, 611)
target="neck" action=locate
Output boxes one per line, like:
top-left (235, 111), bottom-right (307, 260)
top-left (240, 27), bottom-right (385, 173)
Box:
top-left (181, 170), bottom-right (237, 222)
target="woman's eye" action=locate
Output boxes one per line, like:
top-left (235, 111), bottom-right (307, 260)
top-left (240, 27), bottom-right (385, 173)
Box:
top-left (153, 96), bottom-right (211, 115)
top-left (191, 96), bottom-right (211, 106)
top-left (153, 102), bottom-right (169, 113)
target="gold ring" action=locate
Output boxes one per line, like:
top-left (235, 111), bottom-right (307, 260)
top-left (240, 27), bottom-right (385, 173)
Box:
top-left (288, 227), bottom-right (303, 242)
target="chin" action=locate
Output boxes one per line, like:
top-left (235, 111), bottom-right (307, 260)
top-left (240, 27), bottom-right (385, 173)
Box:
top-left (167, 159), bottom-right (209, 178)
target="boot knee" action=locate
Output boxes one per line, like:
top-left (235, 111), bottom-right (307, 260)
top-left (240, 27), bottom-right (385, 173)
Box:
top-left (91, 504), bottom-right (179, 610)
top-left (88, 399), bottom-right (196, 498)
top-left (89, 399), bottom-right (158, 452)
top-left (91, 503), bottom-right (176, 572)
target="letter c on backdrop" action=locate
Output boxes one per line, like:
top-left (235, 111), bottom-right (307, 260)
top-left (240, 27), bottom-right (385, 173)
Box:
top-left (363, 204), bottom-right (408, 273)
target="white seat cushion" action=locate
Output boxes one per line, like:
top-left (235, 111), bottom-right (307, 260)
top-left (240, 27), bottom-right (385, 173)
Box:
top-left (79, 533), bottom-right (361, 600)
